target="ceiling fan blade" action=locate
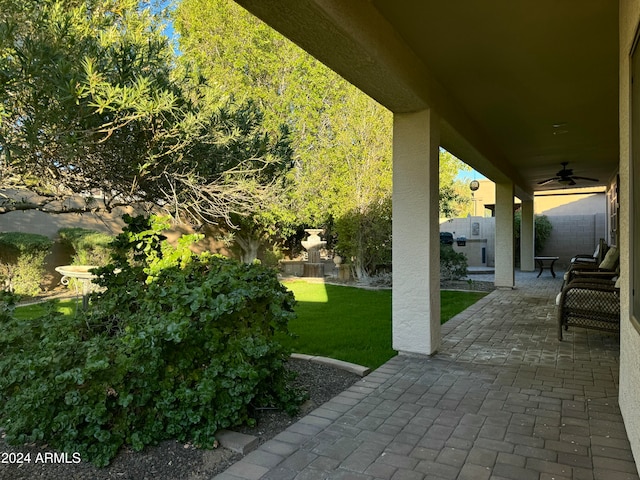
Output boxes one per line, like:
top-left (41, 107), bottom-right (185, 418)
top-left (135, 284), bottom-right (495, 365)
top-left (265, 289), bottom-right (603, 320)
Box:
top-left (571, 176), bottom-right (599, 182)
top-left (537, 178), bottom-right (558, 186)
top-left (568, 179), bottom-right (576, 186)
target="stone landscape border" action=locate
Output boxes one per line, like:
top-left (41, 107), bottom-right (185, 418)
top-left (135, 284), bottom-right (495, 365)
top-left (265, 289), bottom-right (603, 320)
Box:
top-left (217, 353), bottom-right (371, 455)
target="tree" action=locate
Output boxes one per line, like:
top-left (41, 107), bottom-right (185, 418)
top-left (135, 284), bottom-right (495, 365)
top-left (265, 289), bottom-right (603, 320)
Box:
top-left (0, 0), bottom-right (291, 230)
top-left (174, 0), bottom-right (392, 271)
top-left (439, 149), bottom-right (472, 218)
top-left (174, 0), bottom-right (473, 271)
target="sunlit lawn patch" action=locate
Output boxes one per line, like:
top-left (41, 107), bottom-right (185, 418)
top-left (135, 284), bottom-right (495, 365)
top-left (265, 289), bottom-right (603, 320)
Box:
top-left (12, 299), bottom-right (79, 320)
top-left (281, 281), bottom-right (487, 370)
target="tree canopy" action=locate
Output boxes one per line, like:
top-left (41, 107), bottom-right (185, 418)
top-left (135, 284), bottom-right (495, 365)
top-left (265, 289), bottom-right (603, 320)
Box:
top-left (1, 0), bottom-right (473, 270)
top-left (0, 0), bottom-right (292, 226)
top-left (174, 0), bottom-right (468, 273)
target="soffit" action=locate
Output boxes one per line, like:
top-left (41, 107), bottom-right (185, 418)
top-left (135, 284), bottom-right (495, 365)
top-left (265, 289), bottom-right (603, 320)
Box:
top-left (233, 0), bottom-right (619, 195)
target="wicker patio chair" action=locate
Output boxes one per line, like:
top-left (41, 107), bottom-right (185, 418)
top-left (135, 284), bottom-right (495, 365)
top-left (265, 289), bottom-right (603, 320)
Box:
top-left (556, 277), bottom-right (620, 340)
top-left (569, 238), bottom-right (608, 265)
top-left (562, 246), bottom-right (619, 287)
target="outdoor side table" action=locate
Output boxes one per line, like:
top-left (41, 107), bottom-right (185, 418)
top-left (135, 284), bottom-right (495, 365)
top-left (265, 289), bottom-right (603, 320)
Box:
top-left (534, 256), bottom-right (560, 278)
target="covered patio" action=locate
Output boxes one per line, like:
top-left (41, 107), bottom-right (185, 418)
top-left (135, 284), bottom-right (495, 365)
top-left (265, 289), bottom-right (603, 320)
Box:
top-left (216, 272), bottom-right (637, 480)
top-left (230, 0), bottom-right (640, 473)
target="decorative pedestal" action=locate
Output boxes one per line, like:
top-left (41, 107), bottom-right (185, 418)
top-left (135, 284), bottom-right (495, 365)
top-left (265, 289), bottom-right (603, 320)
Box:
top-left (55, 265), bottom-right (98, 310)
top-left (301, 229), bottom-right (326, 278)
top-left (303, 263), bottom-right (325, 277)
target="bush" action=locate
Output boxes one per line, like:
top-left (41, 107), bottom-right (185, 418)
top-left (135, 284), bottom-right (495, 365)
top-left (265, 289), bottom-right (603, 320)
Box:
top-left (58, 228), bottom-right (114, 266)
top-left (0, 215), bottom-right (303, 466)
top-left (440, 244), bottom-right (468, 280)
top-left (335, 196), bottom-right (392, 280)
top-left (0, 232), bottom-right (53, 296)
top-left (514, 212), bottom-right (554, 264)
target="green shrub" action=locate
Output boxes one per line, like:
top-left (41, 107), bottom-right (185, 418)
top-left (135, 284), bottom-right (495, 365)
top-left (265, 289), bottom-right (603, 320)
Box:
top-left (335, 196), bottom-right (392, 280)
top-left (0, 291), bottom-right (18, 320)
top-left (440, 244), bottom-right (468, 280)
top-left (514, 212), bottom-right (554, 264)
top-left (58, 228), bottom-right (114, 266)
top-left (0, 215), bottom-right (303, 466)
top-left (0, 232), bottom-right (53, 296)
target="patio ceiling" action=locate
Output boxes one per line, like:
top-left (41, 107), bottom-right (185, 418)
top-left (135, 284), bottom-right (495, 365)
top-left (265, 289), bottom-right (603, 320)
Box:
top-left (233, 0), bottom-right (619, 200)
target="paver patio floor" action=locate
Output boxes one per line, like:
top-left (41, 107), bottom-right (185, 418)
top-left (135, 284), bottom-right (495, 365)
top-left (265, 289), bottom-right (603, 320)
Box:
top-left (215, 271), bottom-right (638, 480)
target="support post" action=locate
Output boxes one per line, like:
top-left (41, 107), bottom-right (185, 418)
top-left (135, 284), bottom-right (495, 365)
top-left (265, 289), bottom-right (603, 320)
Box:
top-left (520, 199), bottom-right (535, 272)
top-left (392, 109), bottom-right (441, 355)
top-left (495, 182), bottom-right (515, 288)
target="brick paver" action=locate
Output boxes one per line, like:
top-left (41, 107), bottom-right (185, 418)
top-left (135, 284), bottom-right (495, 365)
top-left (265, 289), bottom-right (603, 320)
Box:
top-left (214, 271), bottom-right (639, 480)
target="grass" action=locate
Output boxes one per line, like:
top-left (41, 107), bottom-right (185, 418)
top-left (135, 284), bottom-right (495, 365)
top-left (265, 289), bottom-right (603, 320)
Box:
top-left (11, 284), bottom-right (488, 371)
top-left (280, 281), bottom-right (487, 370)
top-left (12, 299), bottom-right (80, 320)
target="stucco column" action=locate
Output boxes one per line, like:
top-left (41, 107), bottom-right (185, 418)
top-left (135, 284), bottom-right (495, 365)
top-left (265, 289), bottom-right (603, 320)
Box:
top-left (520, 199), bottom-right (535, 272)
top-left (495, 182), bottom-right (515, 288)
top-left (392, 109), bottom-right (441, 355)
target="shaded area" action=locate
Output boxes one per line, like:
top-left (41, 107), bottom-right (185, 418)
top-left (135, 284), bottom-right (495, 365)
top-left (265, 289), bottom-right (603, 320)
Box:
top-left (218, 271), bottom-right (638, 480)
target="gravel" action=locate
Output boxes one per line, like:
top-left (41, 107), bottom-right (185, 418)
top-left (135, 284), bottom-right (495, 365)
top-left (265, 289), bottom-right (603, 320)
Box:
top-left (0, 358), bottom-right (361, 480)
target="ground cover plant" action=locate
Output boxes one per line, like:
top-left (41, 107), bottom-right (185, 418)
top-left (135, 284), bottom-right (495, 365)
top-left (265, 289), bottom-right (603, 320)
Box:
top-left (281, 281), bottom-right (487, 369)
top-left (0, 215), bottom-right (303, 467)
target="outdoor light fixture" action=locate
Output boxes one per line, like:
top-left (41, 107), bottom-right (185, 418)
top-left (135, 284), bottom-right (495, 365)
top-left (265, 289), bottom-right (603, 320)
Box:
top-left (469, 180), bottom-right (480, 215)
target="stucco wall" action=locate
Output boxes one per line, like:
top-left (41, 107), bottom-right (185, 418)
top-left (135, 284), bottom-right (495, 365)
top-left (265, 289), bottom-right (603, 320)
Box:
top-left (535, 192), bottom-right (606, 216)
top-left (0, 208), bottom-right (130, 238)
top-left (440, 216), bottom-right (495, 266)
top-left (440, 213), bottom-right (606, 269)
top-left (0, 208), bottom-right (133, 290)
top-left (0, 205), bottom-right (233, 292)
top-left (619, 0), bottom-right (640, 472)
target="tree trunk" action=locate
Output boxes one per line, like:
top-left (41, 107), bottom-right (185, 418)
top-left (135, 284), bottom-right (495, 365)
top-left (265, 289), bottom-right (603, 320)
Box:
top-left (235, 234), bottom-right (261, 264)
top-left (352, 226), bottom-right (370, 282)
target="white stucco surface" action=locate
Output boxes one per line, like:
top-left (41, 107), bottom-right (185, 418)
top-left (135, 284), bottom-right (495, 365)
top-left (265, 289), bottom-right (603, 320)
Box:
top-left (392, 109), bottom-right (441, 355)
top-left (520, 200), bottom-right (535, 272)
top-left (494, 182), bottom-right (515, 288)
top-left (619, 0), bottom-right (640, 472)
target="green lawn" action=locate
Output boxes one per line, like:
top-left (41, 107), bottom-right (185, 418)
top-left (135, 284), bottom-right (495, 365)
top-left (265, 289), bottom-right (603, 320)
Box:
top-left (12, 284), bottom-right (487, 371)
top-left (280, 281), bottom-right (487, 370)
top-left (12, 299), bottom-right (79, 320)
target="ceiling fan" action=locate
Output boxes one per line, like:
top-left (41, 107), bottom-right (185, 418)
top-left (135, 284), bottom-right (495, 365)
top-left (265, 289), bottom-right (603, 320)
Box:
top-left (537, 162), bottom-right (599, 186)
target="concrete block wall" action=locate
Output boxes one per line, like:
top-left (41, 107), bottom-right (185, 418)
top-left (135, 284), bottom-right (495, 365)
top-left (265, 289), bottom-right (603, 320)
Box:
top-left (538, 214), bottom-right (606, 268)
top-left (440, 214), bottom-right (606, 269)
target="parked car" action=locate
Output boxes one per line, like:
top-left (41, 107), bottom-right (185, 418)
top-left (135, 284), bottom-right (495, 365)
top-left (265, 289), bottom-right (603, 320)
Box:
top-left (440, 232), bottom-right (454, 245)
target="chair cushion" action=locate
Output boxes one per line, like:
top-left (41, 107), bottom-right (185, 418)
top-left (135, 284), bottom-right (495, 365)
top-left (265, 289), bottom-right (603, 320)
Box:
top-left (599, 247), bottom-right (619, 270)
